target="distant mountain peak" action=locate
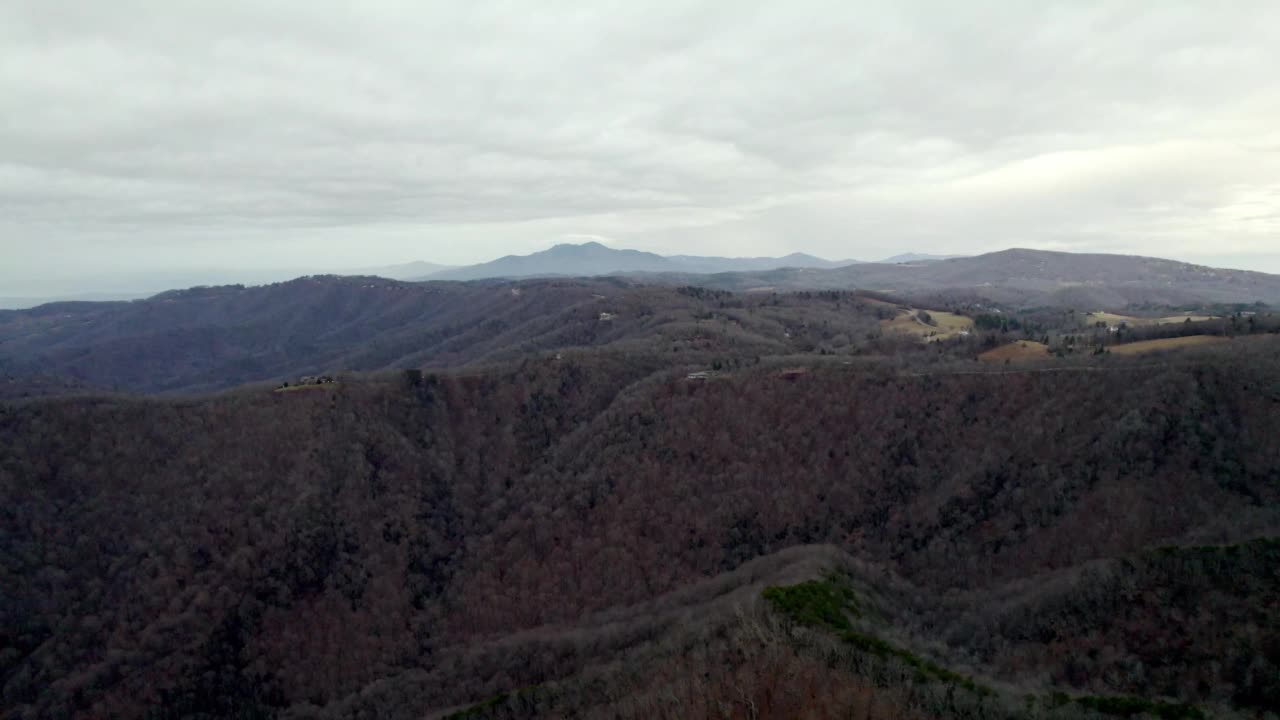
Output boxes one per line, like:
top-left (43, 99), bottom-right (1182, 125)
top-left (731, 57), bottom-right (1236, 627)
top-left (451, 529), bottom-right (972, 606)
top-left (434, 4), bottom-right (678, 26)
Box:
top-left (548, 241), bottom-right (608, 252)
top-left (422, 243), bottom-right (850, 281)
top-left (779, 252), bottom-right (825, 261)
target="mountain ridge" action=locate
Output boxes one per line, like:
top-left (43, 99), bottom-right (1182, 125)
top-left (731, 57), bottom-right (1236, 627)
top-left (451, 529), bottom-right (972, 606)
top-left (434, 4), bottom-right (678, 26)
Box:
top-left (410, 243), bottom-right (1280, 307)
top-left (420, 242), bottom-right (853, 280)
top-left (643, 247), bottom-right (1280, 307)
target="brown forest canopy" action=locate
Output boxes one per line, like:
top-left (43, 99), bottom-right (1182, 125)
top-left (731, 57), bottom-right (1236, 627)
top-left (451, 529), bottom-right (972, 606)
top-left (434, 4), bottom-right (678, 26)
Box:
top-left (2, 336), bottom-right (1279, 718)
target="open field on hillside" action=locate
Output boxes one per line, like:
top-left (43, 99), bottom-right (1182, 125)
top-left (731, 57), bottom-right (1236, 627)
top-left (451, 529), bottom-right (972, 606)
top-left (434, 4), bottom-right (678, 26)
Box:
top-left (978, 341), bottom-right (1051, 362)
top-left (1107, 335), bottom-right (1229, 355)
top-left (1085, 311), bottom-right (1217, 327)
top-left (882, 308), bottom-right (974, 341)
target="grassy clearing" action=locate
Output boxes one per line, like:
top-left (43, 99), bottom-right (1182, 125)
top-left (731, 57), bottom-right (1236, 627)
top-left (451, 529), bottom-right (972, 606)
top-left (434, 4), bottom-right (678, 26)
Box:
top-left (1085, 312), bottom-right (1217, 327)
top-left (881, 308), bottom-right (974, 342)
top-left (1107, 335), bottom-right (1229, 355)
top-left (978, 341), bottom-right (1050, 363)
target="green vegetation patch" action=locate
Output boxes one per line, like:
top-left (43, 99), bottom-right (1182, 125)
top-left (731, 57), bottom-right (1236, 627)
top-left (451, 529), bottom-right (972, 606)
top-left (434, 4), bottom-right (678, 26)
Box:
top-left (843, 630), bottom-right (992, 695)
top-left (762, 576), bottom-right (860, 631)
top-left (1047, 691), bottom-right (1205, 720)
top-left (763, 577), bottom-right (991, 695)
top-left (444, 692), bottom-right (509, 719)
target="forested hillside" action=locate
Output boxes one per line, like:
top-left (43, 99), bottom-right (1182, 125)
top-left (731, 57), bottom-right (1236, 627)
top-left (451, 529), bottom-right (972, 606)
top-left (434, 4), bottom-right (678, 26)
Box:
top-left (0, 278), bottom-right (903, 395)
top-left (5, 249), bottom-right (1274, 394)
top-left (3, 337), bottom-right (1278, 718)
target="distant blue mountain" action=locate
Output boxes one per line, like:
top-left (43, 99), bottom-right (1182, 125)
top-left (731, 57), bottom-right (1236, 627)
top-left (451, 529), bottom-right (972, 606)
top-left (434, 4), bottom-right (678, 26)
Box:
top-left (420, 242), bottom-right (853, 280)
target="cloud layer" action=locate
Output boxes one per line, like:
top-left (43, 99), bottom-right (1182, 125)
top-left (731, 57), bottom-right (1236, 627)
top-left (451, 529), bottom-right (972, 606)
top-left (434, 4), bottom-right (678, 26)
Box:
top-left (3, 1), bottom-right (1279, 293)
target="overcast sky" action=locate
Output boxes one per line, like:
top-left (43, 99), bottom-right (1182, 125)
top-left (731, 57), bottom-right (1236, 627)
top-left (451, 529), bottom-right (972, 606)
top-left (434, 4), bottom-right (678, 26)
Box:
top-left (3, 1), bottom-right (1280, 295)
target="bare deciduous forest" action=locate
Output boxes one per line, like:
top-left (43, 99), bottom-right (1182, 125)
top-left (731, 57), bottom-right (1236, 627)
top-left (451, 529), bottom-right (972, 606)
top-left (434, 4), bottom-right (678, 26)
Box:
top-left (2, 281), bottom-right (1278, 718)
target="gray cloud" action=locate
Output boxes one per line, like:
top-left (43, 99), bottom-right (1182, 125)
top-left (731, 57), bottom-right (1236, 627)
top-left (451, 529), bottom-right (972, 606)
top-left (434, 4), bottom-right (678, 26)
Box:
top-left (3, 1), bottom-right (1279, 295)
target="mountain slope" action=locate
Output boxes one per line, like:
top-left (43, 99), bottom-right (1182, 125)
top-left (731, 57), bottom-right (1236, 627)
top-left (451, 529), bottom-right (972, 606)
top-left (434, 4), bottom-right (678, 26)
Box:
top-left (2, 342), bottom-right (1277, 718)
top-left (0, 277), bottom-right (901, 395)
top-left (0, 276), bottom-right (616, 394)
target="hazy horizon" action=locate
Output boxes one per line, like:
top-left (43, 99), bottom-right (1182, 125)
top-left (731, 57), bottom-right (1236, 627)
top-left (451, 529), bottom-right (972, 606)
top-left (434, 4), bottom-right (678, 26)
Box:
top-left (4, 2), bottom-right (1280, 295)
top-left (5, 240), bottom-right (1280, 308)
